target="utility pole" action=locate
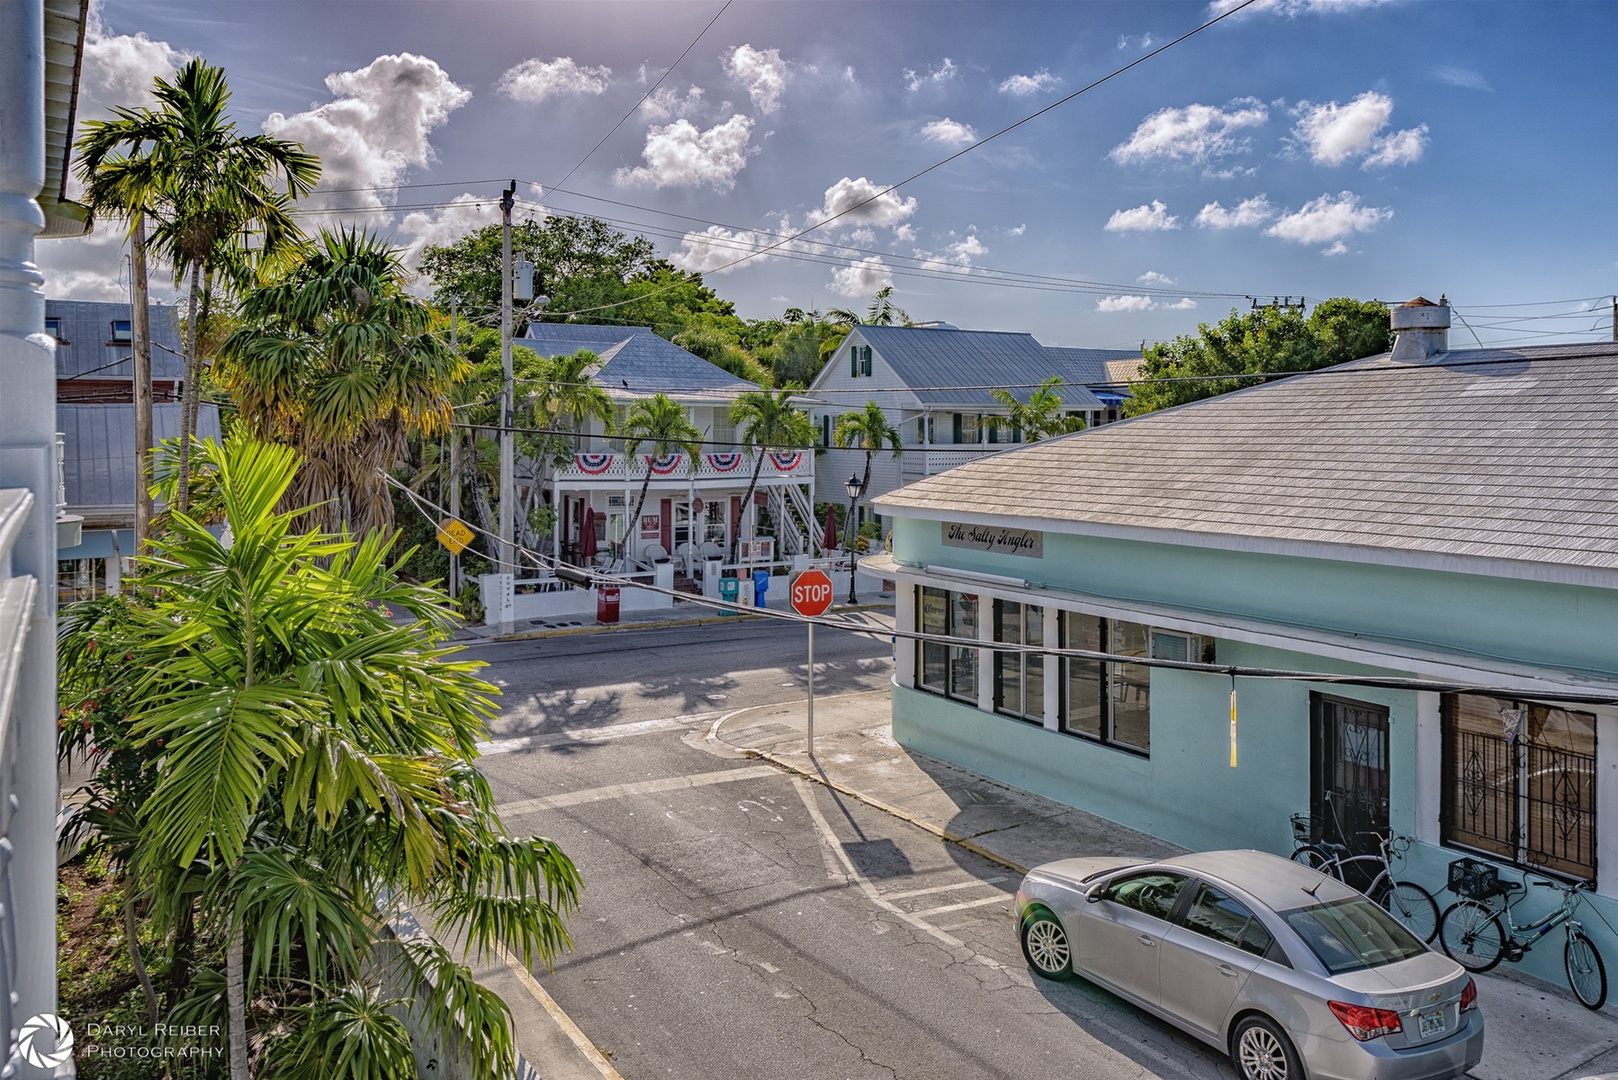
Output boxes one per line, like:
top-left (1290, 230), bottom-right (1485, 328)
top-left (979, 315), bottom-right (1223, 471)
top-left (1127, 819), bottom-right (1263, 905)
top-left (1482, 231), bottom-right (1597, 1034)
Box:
top-left (498, 181), bottom-right (516, 636)
top-left (131, 215), bottom-right (153, 555)
top-left (448, 298), bottom-right (460, 602)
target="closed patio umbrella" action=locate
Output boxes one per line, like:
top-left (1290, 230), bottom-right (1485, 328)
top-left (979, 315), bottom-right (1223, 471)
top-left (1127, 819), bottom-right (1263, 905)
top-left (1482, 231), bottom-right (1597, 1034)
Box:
top-left (822, 504), bottom-right (838, 554)
top-left (581, 507), bottom-right (598, 560)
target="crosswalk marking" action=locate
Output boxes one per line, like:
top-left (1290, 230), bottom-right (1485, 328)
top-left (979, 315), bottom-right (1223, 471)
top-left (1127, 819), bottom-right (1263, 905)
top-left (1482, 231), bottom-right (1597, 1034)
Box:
top-left (497, 764), bottom-right (779, 815)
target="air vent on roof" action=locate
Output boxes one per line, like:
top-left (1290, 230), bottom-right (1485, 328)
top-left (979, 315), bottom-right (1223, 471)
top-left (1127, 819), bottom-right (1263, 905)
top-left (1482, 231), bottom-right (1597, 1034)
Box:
top-left (1390, 296), bottom-right (1449, 363)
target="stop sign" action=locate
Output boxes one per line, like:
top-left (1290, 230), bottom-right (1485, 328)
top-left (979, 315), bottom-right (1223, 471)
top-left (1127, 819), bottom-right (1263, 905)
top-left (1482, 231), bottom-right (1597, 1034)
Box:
top-left (790, 569), bottom-right (835, 617)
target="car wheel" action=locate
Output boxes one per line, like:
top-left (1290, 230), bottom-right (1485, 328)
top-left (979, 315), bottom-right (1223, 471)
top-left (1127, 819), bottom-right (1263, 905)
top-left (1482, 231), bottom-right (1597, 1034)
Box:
top-left (1232, 1015), bottom-right (1302, 1080)
top-left (1020, 910), bottom-right (1072, 980)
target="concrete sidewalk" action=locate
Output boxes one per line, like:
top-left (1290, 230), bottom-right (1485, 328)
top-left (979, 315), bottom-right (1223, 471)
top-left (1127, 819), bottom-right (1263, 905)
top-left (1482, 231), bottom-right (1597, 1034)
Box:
top-left (706, 690), bottom-right (1618, 1080)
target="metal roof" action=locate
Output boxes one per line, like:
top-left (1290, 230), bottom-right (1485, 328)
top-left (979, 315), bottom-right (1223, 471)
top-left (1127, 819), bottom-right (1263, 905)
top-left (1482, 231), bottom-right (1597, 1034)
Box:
top-left (58, 402), bottom-right (221, 517)
top-left (520, 323), bottom-right (760, 401)
top-left (844, 325), bottom-right (1117, 410)
top-left (47, 299), bottom-right (185, 379)
top-left (875, 342), bottom-right (1618, 582)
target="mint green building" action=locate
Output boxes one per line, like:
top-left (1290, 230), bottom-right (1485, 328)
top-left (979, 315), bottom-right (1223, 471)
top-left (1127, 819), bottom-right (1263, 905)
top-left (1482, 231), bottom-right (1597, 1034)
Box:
top-left (869, 302), bottom-right (1618, 988)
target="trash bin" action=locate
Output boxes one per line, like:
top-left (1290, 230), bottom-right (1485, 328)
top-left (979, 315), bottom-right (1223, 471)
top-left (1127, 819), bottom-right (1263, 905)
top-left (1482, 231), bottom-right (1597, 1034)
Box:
top-left (718, 576), bottom-right (739, 615)
top-left (752, 570), bottom-right (770, 609)
top-left (596, 584), bottom-right (620, 624)
top-left (703, 558), bottom-right (723, 598)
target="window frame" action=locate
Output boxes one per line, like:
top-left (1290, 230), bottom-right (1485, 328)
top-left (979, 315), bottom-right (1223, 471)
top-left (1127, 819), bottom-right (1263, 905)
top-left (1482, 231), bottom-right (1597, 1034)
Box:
top-left (916, 585), bottom-right (978, 705)
top-left (1441, 692), bottom-right (1597, 882)
top-left (109, 318), bottom-right (132, 344)
top-left (1060, 612), bottom-right (1154, 757)
top-left (992, 598), bottom-right (1044, 725)
top-left (1101, 870), bottom-right (1189, 922)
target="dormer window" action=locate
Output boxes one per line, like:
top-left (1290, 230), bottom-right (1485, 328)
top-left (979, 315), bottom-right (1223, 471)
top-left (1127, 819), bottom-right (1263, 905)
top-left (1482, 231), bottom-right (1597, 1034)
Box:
top-left (45, 317), bottom-right (65, 343)
top-left (109, 319), bottom-right (132, 344)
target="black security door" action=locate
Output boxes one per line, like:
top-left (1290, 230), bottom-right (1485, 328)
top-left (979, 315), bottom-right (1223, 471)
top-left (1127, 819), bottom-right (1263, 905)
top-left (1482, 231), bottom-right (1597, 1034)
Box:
top-left (1310, 694), bottom-right (1391, 879)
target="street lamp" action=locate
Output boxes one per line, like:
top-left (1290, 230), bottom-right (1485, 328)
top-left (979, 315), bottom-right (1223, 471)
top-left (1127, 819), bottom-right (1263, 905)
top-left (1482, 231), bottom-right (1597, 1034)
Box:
top-left (845, 473), bottom-right (865, 604)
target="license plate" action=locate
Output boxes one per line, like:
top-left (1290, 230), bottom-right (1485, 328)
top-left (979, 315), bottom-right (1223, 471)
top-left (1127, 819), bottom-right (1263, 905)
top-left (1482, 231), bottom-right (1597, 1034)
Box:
top-left (1418, 1011), bottom-right (1447, 1038)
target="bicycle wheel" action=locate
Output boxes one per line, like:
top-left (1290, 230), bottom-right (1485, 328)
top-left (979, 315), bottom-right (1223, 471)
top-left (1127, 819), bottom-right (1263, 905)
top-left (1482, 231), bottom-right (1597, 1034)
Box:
top-left (1439, 901), bottom-right (1506, 972)
top-left (1290, 845), bottom-right (1334, 873)
top-left (1566, 930), bottom-right (1607, 1010)
top-left (1378, 880), bottom-right (1439, 944)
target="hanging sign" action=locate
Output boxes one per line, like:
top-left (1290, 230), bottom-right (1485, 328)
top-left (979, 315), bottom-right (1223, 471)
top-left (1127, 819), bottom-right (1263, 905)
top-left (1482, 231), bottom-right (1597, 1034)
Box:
top-left (1501, 707), bottom-right (1525, 744)
top-left (940, 521), bottom-right (1043, 558)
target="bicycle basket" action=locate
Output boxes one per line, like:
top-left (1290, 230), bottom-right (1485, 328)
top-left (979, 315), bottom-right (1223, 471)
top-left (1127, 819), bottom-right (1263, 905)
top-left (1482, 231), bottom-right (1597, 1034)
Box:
top-left (1448, 857), bottom-right (1502, 901)
top-left (1290, 812), bottom-right (1321, 844)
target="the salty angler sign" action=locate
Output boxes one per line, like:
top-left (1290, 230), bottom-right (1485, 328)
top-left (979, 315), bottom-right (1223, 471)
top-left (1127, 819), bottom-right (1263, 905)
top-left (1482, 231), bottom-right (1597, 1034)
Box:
top-left (940, 522), bottom-right (1043, 558)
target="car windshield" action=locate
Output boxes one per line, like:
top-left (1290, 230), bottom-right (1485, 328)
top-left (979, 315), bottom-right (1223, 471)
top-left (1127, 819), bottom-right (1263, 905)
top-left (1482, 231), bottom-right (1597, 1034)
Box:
top-left (1281, 896), bottom-right (1427, 975)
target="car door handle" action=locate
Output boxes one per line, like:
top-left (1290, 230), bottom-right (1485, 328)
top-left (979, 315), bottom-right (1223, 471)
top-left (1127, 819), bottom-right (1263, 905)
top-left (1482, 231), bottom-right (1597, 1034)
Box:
top-left (1137, 935), bottom-right (1156, 947)
top-left (1217, 963), bottom-right (1240, 978)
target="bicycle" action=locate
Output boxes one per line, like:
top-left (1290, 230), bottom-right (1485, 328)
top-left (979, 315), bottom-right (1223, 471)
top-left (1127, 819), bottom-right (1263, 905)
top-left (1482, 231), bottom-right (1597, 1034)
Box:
top-left (1290, 801), bottom-right (1440, 943)
top-left (1438, 858), bottom-right (1607, 1010)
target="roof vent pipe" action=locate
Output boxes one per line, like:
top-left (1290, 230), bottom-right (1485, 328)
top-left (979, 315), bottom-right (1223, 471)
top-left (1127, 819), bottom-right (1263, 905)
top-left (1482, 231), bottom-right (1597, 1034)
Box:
top-left (1389, 295), bottom-right (1450, 362)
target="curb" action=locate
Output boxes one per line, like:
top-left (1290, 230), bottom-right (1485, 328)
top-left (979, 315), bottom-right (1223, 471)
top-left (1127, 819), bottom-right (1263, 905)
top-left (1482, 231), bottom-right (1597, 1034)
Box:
top-left (706, 696), bottom-right (1029, 878)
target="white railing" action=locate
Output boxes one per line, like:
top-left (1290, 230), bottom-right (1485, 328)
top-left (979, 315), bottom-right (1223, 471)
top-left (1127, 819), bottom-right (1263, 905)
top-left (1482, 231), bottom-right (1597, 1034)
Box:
top-left (900, 447), bottom-right (1002, 478)
top-left (556, 450), bottom-right (813, 484)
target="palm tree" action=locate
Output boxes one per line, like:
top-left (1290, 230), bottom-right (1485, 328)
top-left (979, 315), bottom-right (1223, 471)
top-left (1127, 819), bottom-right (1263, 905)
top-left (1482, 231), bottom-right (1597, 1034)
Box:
top-left (990, 376), bottom-right (1085, 442)
top-left (75, 58), bottom-right (321, 515)
top-left (729, 389), bottom-right (816, 563)
top-left (620, 394), bottom-right (702, 562)
top-left (833, 401), bottom-right (903, 546)
top-left (864, 286), bottom-right (909, 326)
top-left (524, 350), bottom-right (614, 544)
top-left (61, 436), bottom-right (580, 1080)
top-left (217, 227), bottom-right (465, 534)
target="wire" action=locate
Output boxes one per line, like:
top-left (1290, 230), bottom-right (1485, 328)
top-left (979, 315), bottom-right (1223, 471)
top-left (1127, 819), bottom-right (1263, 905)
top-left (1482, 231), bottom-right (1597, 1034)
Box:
top-left (384, 471), bottom-right (1618, 705)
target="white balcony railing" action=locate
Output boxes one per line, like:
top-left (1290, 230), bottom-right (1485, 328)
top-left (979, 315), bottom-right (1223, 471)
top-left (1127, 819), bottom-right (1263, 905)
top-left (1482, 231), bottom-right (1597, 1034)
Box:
top-left (556, 450), bottom-right (812, 484)
top-left (900, 447), bottom-right (1003, 478)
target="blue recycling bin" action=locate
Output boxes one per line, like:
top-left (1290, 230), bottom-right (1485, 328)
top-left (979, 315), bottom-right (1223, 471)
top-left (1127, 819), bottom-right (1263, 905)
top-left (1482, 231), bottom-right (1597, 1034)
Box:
top-left (718, 576), bottom-right (739, 615)
top-left (752, 570), bottom-right (770, 608)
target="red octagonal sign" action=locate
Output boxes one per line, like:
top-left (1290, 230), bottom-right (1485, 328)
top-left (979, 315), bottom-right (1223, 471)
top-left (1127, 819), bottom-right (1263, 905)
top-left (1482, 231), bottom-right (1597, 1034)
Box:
top-left (790, 569), bottom-right (835, 617)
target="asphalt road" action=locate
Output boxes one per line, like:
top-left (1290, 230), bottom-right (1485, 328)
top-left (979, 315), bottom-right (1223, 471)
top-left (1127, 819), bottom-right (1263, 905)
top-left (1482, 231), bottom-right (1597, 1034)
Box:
top-left (471, 621), bottom-right (1234, 1080)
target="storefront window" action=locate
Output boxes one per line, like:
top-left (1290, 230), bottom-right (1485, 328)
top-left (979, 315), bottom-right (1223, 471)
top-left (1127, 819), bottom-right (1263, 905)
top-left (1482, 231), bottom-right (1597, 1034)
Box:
top-left (917, 586), bottom-right (978, 704)
top-left (1062, 614), bottom-right (1152, 755)
top-left (994, 599), bottom-right (1043, 723)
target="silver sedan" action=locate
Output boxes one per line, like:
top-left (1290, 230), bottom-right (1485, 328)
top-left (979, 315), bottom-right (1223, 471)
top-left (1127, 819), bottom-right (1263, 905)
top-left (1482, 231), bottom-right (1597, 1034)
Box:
top-left (1015, 850), bottom-right (1483, 1080)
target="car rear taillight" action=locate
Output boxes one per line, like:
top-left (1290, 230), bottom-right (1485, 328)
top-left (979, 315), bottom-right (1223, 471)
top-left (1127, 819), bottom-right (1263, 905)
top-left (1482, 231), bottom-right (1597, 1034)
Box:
top-left (1328, 1000), bottom-right (1404, 1042)
top-left (1460, 977), bottom-right (1478, 1013)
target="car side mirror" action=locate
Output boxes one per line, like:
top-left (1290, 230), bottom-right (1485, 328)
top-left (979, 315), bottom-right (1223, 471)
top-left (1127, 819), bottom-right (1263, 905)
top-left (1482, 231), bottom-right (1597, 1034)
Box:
top-left (1085, 887), bottom-right (1105, 904)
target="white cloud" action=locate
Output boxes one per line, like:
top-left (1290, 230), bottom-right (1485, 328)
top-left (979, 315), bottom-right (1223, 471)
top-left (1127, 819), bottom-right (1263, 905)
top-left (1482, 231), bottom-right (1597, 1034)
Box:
top-left (614, 114), bottom-right (755, 190)
top-left (810, 176), bottom-right (918, 231)
top-left (893, 223), bottom-right (917, 242)
top-left (1292, 91), bottom-right (1426, 168)
top-left (78, 17), bottom-right (192, 123)
top-left (921, 118), bottom-right (976, 146)
top-left (671, 222), bottom-right (787, 275)
top-left (1116, 33), bottom-right (1156, 49)
top-left (1104, 200), bottom-right (1179, 232)
top-left (1362, 124), bottom-right (1427, 167)
top-left (1007, 224), bottom-right (1027, 237)
top-left (1138, 270), bottom-right (1176, 285)
top-left (497, 56), bottom-right (611, 103)
top-left (266, 53), bottom-right (472, 215)
top-left (1265, 191), bottom-right (1391, 244)
top-left (1195, 195), bottom-right (1276, 228)
top-left (903, 58), bottom-right (957, 93)
top-left (847, 227), bottom-right (877, 245)
top-left (998, 70), bottom-right (1057, 97)
top-left (829, 256), bottom-right (893, 297)
top-left (1097, 294), bottom-right (1196, 313)
top-left (1321, 240), bottom-right (1350, 256)
top-left (1110, 100), bottom-right (1269, 164)
top-left (1435, 66), bottom-right (1492, 92)
top-left (1207, 0), bottom-right (1391, 16)
top-left (639, 85), bottom-right (706, 121)
top-left (725, 45), bottom-right (788, 114)
top-left (397, 192), bottom-right (506, 272)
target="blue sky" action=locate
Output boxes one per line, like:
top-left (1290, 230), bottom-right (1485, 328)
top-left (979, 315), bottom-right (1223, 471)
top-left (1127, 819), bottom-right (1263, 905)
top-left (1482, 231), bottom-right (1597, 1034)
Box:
top-left (41, 0), bottom-right (1618, 351)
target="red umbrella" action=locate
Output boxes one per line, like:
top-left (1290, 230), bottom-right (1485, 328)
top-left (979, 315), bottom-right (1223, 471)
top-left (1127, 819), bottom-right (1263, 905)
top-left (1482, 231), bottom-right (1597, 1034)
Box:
top-left (822, 504), bottom-right (838, 554)
top-left (581, 507), bottom-right (598, 560)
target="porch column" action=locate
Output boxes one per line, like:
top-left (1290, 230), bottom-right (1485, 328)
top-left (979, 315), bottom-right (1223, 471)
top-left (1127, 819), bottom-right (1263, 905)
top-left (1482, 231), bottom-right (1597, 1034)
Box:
top-left (551, 482), bottom-right (561, 566)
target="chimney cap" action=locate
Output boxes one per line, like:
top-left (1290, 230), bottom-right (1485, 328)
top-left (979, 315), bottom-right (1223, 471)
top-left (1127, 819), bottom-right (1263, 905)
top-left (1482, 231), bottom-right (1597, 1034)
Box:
top-left (1401, 296), bottom-right (1438, 307)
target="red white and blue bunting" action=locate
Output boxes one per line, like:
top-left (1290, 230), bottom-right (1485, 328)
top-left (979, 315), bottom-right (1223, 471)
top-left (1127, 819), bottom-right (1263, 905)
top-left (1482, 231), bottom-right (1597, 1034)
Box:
top-left (576, 452), bottom-right (615, 474)
top-left (706, 452), bottom-right (742, 472)
top-left (769, 451), bottom-right (804, 471)
top-left (647, 453), bottom-right (684, 475)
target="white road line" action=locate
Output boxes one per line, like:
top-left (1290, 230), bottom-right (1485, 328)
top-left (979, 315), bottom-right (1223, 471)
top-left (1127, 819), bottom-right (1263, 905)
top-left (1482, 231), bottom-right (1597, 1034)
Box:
top-left (498, 765), bottom-right (779, 815)
top-left (910, 895), bottom-right (1008, 919)
top-left (478, 711), bottom-right (720, 755)
top-left (883, 876), bottom-right (1006, 900)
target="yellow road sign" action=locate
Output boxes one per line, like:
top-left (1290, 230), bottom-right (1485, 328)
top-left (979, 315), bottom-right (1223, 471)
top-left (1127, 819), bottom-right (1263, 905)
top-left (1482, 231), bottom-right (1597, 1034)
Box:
top-left (436, 517), bottom-right (475, 554)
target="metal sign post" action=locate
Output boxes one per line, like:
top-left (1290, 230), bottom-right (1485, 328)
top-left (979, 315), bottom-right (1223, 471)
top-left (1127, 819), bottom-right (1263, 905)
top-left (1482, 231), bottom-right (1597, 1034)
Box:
top-left (807, 622), bottom-right (815, 756)
top-left (790, 569), bottom-right (835, 758)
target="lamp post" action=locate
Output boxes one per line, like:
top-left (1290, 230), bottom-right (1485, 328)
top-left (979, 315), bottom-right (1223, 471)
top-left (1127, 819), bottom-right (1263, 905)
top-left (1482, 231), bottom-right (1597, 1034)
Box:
top-left (845, 473), bottom-right (865, 604)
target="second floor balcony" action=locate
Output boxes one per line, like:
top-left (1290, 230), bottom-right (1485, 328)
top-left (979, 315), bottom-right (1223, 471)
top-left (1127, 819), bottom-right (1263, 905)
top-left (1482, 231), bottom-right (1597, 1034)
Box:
top-left (555, 449), bottom-right (813, 485)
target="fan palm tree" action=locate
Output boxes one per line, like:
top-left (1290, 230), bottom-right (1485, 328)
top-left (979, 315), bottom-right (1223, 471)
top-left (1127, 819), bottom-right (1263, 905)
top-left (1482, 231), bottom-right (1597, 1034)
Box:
top-left (61, 436), bottom-right (581, 1080)
top-left (620, 394), bottom-right (702, 561)
top-left (729, 389), bottom-right (816, 563)
top-left (75, 57), bottom-right (321, 515)
top-left (217, 227), bottom-right (465, 534)
top-left (833, 401), bottom-right (904, 541)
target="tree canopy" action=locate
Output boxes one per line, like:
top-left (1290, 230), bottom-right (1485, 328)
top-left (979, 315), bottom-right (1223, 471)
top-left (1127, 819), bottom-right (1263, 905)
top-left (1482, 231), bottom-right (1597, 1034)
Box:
top-left (1124, 298), bottom-right (1393, 417)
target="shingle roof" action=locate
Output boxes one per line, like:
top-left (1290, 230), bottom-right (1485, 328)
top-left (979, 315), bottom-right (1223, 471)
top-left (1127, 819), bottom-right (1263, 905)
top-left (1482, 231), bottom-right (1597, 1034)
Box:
top-left (850, 325), bottom-right (1118, 409)
top-left (519, 323), bottom-right (758, 401)
top-left (875, 342), bottom-right (1618, 579)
